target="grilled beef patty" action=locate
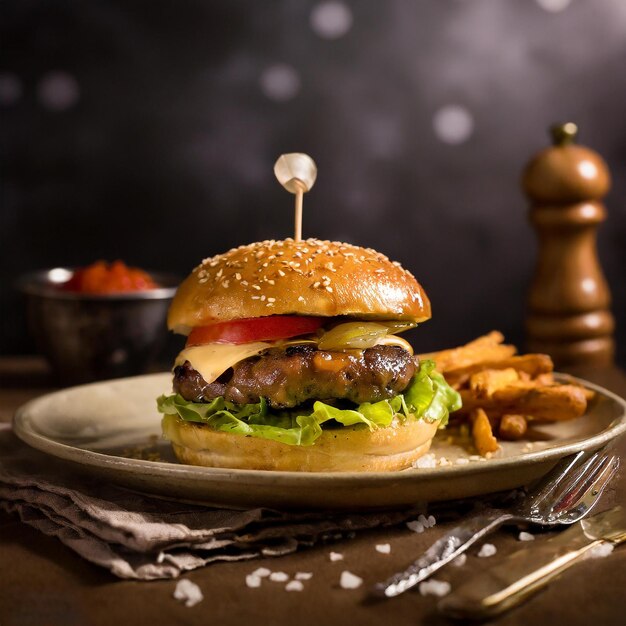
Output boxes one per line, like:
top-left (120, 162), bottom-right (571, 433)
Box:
top-left (173, 344), bottom-right (417, 409)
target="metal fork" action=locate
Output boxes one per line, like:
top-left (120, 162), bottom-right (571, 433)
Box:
top-left (374, 450), bottom-right (619, 598)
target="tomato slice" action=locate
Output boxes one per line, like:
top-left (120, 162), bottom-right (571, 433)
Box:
top-left (186, 316), bottom-right (323, 346)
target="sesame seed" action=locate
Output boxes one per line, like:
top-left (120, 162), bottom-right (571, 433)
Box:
top-left (267, 280), bottom-right (275, 285)
top-left (216, 269), bottom-right (223, 278)
top-left (199, 278), bottom-right (208, 284)
top-left (260, 295), bottom-right (266, 301)
top-left (313, 281), bottom-right (320, 288)
top-left (278, 270), bottom-right (285, 277)
top-left (251, 296), bottom-right (261, 300)
top-left (298, 296), bottom-right (305, 302)
top-left (222, 280), bottom-right (229, 288)
top-left (266, 302), bottom-right (274, 307)
top-left (267, 297), bottom-right (276, 302)
top-left (326, 286), bottom-right (333, 293)
top-left (252, 285), bottom-right (261, 290)
top-left (235, 273), bottom-right (242, 280)
top-left (241, 280), bottom-right (248, 286)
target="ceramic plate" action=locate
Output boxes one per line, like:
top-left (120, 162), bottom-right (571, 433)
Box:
top-left (12, 373), bottom-right (626, 510)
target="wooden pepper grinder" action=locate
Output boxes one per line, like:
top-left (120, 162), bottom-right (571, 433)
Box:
top-left (523, 122), bottom-right (615, 367)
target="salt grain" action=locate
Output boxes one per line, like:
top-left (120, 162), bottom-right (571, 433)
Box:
top-left (518, 532), bottom-right (535, 542)
top-left (269, 572), bottom-right (289, 582)
top-left (339, 571), bottom-right (363, 589)
top-left (418, 579), bottom-right (451, 597)
top-left (584, 543), bottom-right (614, 559)
top-left (173, 579), bottom-right (204, 607)
top-left (407, 520), bottom-right (425, 533)
top-left (251, 567), bottom-right (271, 578)
top-left (245, 574), bottom-right (262, 588)
top-left (285, 580), bottom-right (304, 592)
top-left (329, 551), bottom-right (344, 562)
top-left (295, 572), bottom-right (313, 580)
top-left (417, 514), bottom-right (436, 529)
top-left (413, 454), bottom-right (437, 469)
top-left (478, 543), bottom-right (497, 558)
top-left (375, 543), bottom-right (391, 554)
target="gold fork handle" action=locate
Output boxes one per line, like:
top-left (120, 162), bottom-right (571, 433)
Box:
top-left (438, 537), bottom-right (604, 619)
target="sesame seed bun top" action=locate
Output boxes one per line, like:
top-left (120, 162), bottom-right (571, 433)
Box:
top-left (167, 238), bottom-right (431, 333)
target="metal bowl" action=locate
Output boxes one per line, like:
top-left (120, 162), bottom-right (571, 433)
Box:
top-left (18, 268), bottom-right (179, 385)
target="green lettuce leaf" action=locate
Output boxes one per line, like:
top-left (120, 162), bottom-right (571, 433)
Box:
top-left (157, 359), bottom-right (461, 447)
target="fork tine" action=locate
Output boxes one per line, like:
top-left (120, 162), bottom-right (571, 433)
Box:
top-left (527, 450), bottom-right (610, 515)
top-left (549, 453), bottom-right (608, 508)
top-left (525, 450), bottom-right (587, 508)
top-left (550, 454), bottom-right (619, 519)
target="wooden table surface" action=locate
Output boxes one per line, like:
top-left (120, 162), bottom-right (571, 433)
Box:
top-left (1, 357), bottom-right (625, 626)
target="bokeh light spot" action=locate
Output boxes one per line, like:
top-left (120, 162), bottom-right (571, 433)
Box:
top-left (433, 105), bottom-right (474, 145)
top-left (310, 1), bottom-right (353, 39)
top-left (259, 64), bottom-right (301, 101)
top-left (37, 71), bottom-right (80, 111)
top-left (0, 73), bottom-right (22, 106)
top-left (536, 0), bottom-right (572, 13)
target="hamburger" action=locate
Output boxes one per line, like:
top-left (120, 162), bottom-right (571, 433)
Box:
top-left (157, 238), bottom-right (460, 472)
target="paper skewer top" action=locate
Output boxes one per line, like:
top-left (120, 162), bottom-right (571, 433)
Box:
top-left (274, 153), bottom-right (317, 193)
top-left (274, 153), bottom-right (317, 241)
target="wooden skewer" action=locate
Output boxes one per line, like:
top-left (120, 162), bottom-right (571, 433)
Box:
top-left (294, 181), bottom-right (304, 242)
top-left (273, 153), bottom-right (317, 242)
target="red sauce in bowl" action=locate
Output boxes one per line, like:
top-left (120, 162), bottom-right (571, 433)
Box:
top-left (62, 261), bottom-right (159, 294)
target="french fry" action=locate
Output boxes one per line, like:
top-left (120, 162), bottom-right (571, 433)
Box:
top-left (418, 331), bottom-right (515, 374)
top-left (583, 387), bottom-right (596, 403)
top-left (458, 383), bottom-right (588, 422)
top-left (471, 408), bottom-right (499, 455)
top-left (498, 414), bottom-right (528, 440)
top-left (469, 368), bottom-right (521, 398)
top-left (444, 354), bottom-right (554, 388)
top-left (427, 331), bottom-right (591, 452)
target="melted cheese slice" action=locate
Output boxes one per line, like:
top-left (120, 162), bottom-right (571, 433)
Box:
top-left (175, 342), bottom-right (271, 385)
top-left (175, 333), bottom-right (413, 386)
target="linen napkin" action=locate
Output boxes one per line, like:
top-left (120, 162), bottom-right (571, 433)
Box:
top-left (0, 427), bottom-right (427, 580)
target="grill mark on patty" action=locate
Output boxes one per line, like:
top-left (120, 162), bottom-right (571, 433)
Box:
top-left (173, 344), bottom-right (417, 409)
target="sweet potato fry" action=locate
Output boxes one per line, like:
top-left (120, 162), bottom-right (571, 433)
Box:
top-left (458, 383), bottom-right (588, 422)
top-left (471, 408), bottom-right (499, 455)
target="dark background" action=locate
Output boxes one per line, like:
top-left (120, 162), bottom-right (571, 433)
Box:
top-left (1, 0), bottom-right (625, 364)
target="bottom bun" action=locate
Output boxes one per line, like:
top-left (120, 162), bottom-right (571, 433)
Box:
top-left (162, 414), bottom-right (440, 472)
